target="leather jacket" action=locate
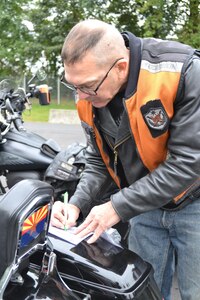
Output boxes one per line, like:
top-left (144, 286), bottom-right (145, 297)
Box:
top-left (70, 32), bottom-right (200, 222)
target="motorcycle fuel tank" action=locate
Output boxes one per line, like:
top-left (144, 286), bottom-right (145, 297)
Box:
top-left (0, 128), bottom-right (58, 171)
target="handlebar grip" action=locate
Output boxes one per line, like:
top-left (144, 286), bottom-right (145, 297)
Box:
top-left (13, 116), bottom-right (25, 131)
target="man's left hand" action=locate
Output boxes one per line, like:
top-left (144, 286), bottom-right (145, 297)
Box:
top-left (75, 201), bottom-right (121, 244)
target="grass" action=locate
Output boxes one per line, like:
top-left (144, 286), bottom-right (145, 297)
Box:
top-left (23, 98), bottom-right (76, 122)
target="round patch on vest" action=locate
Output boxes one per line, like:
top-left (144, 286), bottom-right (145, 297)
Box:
top-left (140, 99), bottom-right (170, 138)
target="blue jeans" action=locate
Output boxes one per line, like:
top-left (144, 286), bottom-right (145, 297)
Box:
top-left (128, 199), bottom-right (200, 300)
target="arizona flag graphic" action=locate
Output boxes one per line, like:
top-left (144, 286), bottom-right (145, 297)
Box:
top-left (20, 204), bottom-right (48, 248)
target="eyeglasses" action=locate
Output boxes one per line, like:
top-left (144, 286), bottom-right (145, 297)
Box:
top-left (61, 57), bottom-right (124, 96)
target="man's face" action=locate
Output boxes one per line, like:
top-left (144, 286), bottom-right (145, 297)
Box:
top-left (64, 53), bottom-right (125, 108)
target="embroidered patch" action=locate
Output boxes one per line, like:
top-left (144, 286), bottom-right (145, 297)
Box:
top-left (140, 99), bottom-right (169, 138)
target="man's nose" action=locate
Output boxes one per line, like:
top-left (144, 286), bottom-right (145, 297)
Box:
top-left (77, 90), bottom-right (89, 100)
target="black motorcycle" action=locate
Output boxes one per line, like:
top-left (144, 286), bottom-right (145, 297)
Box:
top-left (0, 76), bottom-right (163, 299)
top-left (0, 73), bottom-right (86, 200)
top-left (0, 178), bottom-right (163, 300)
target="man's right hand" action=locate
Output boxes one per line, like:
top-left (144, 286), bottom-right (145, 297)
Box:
top-left (50, 201), bottom-right (80, 229)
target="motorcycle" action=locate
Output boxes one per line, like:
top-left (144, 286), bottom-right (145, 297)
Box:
top-left (0, 72), bottom-right (86, 200)
top-left (0, 178), bottom-right (163, 300)
top-left (0, 73), bottom-right (130, 243)
top-left (0, 75), bottom-right (163, 299)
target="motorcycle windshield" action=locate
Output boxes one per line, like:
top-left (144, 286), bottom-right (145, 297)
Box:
top-left (0, 79), bottom-right (26, 101)
top-left (0, 79), bottom-right (14, 101)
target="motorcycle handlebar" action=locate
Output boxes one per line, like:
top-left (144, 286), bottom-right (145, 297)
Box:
top-left (13, 114), bottom-right (25, 131)
top-left (0, 81), bottom-right (51, 134)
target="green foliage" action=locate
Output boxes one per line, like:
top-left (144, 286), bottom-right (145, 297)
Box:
top-left (176, 0), bottom-right (200, 48)
top-left (137, 0), bottom-right (180, 38)
top-left (0, 0), bottom-right (33, 76)
top-left (1, 0), bottom-right (199, 78)
top-left (27, 0), bottom-right (82, 75)
top-left (100, 0), bottom-right (143, 35)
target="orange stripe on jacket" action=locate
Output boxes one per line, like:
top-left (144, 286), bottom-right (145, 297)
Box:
top-left (77, 100), bottom-right (121, 188)
top-left (125, 69), bottom-right (181, 171)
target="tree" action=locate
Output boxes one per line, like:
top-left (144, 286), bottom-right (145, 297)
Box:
top-left (176, 0), bottom-right (200, 47)
top-left (27, 0), bottom-right (109, 75)
top-left (0, 0), bottom-right (34, 77)
top-left (28, 0), bottom-right (199, 76)
top-left (0, 0), bottom-right (199, 77)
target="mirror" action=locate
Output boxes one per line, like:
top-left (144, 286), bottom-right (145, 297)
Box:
top-left (36, 68), bottom-right (47, 81)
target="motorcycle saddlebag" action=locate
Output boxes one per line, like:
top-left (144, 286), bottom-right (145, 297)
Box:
top-left (49, 235), bottom-right (163, 300)
top-left (37, 84), bottom-right (50, 105)
top-left (0, 179), bottom-right (54, 281)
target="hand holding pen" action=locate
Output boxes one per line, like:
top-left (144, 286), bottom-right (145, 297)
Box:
top-left (50, 198), bottom-right (80, 230)
top-left (64, 192), bottom-right (69, 230)
top-left (63, 191), bottom-right (80, 230)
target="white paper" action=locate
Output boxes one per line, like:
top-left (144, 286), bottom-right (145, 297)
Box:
top-left (48, 225), bottom-right (122, 247)
top-left (101, 228), bottom-right (122, 248)
top-left (48, 225), bottom-right (92, 245)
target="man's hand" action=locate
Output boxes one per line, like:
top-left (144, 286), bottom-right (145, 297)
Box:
top-left (51, 201), bottom-right (80, 229)
top-left (75, 201), bottom-right (121, 244)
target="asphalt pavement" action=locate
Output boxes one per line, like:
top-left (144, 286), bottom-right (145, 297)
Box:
top-left (25, 122), bottom-right (86, 149)
top-left (25, 121), bottom-right (181, 300)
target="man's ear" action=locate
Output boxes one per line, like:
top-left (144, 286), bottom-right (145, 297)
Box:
top-left (116, 59), bottom-right (128, 79)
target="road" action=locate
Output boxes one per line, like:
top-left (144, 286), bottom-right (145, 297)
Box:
top-left (26, 121), bottom-right (181, 300)
top-left (25, 122), bottom-right (86, 149)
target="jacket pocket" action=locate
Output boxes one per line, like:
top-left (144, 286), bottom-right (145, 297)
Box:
top-left (175, 181), bottom-right (200, 209)
top-left (163, 180), bottom-right (200, 211)
top-left (189, 185), bottom-right (200, 200)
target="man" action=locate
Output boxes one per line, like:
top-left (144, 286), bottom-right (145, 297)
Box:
top-left (51, 19), bottom-right (200, 299)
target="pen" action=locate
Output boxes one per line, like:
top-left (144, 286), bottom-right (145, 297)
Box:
top-left (64, 191), bottom-right (68, 231)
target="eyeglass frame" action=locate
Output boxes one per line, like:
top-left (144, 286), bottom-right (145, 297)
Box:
top-left (61, 57), bottom-right (124, 96)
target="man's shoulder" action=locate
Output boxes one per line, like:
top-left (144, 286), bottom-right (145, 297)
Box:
top-left (142, 37), bottom-right (193, 62)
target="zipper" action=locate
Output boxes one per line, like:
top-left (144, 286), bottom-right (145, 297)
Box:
top-left (113, 148), bottom-right (118, 175)
top-left (105, 134), bottom-right (131, 176)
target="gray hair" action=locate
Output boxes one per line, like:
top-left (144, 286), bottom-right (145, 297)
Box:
top-left (61, 19), bottom-right (126, 65)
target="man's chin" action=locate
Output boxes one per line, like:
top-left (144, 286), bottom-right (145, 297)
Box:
top-left (91, 100), bottom-right (109, 108)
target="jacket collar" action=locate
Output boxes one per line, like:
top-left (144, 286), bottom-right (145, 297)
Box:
top-left (121, 32), bottom-right (142, 99)
top-left (93, 32), bottom-right (142, 142)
